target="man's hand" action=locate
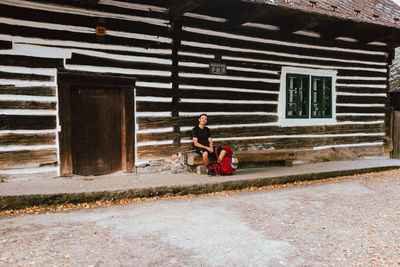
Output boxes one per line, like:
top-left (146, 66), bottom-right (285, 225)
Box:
top-left (207, 147), bottom-right (214, 153)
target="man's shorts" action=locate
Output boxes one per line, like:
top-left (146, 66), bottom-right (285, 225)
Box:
top-left (194, 147), bottom-right (223, 158)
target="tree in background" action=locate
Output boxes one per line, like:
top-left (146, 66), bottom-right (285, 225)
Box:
top-left (390, 48), bottom-right (400, 91)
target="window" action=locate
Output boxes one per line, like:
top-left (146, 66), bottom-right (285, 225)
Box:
top-left (286, 74), bottom-right (309, 118)
top-left (279, 67), bottom-right (336, 126)
top-left (311, 76), bottom-right (332, 118)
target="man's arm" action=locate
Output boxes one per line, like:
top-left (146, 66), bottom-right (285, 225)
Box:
top-left (193, 137), bottom-right (213, 152)
top-left (208, 137), bottom-right (214, 151)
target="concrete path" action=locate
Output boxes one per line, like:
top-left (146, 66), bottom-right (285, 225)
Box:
top-left (1, 170), bottom-right (399, 266)
top-left (1, 158), bottom-right (400, 210)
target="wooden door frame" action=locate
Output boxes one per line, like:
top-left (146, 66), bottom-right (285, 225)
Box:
top-left (57, 71), bottom-right (135, 176)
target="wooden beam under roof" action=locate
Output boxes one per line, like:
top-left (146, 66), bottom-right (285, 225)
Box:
top-left (317, 17), bottom-right (400, 46)
top-left (226, 4), bottom-right (269, 26)
top-left (317, 20), bottom-right (358, 41)
top-left (356, 26), bottom-right (397, 45)
top-left (279, 14), bottom-right (319, 33)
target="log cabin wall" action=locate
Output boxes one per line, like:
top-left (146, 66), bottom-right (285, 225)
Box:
top-left (0, 0), bottom-right (394, 175)
top-left (174, 9), bottom-right (389, 161)
top-left (0, 0), bottom-right (172, 174)
top-left (0, 51), bottom-right (61, 174)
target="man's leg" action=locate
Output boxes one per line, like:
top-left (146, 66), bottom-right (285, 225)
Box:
top-left (217, 149), bottom-right (226, 163)
top-left (202, 151), bottom-right (209, 166)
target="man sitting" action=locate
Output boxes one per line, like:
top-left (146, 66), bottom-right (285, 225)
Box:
top-left (191, 114), bottom-right (226, 172)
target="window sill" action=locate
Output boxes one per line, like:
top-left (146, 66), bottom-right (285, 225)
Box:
top-left (278, 118), bottom-right (337, 127)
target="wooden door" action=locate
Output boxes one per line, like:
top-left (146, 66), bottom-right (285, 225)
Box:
top-left (71, 86), bottom-right (122, 175)
top-left (58, 72), bottom-right (135, 177)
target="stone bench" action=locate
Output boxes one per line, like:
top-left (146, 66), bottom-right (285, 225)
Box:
top-left (186, 149), bottom-right (297, 174)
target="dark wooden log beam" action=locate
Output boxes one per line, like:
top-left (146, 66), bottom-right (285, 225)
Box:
top-left (136, 114), bottom-right (278, 130)
top-left (67, 53), bottom-right (170, 71)
top-left (0, 149), bottom-right (57, 170)
top-left (0, 40), bottom-right (12, 50)
top-left (0, 55), bottom-right (63, 68)
top-left (0, 85), bottom-right (56, 96)
top-left (167, 0), bottom-right (205, 20)
top-left (79, 0), bottom-right (99, 7)
top-left (0, 101), bottom-right (56, 110)
top-left (171, 19), bottom-right (181, 146)
top-left (0, 115), bottom-right (56, 130)
top-left (0, 133), bottom-right (56, 146)
top-left (0, 71), bottom-right (53, 82)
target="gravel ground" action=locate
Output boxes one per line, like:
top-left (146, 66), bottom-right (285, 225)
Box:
top-left (1, 170), bottom-right (400, 266)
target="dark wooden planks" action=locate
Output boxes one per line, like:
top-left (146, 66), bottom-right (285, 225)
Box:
top-left (336, 86), bottom-right (386, 94)
top-left (0, 40), bottom-right (12, 50)
top-left (336, 95), bottom-right (386, 104)
top-left (0, 55), bottom-right (63, 68)
top-left (136, 102), bottom-right (172, 112)
top-left (0, 71), bottom-right (53, 82)
top-left (137, 131), bottom-right (176, 142)
top-left (219, 135), bottom-right (384, 150)
top-left (209, 123), bottom-right (385, 139)
top-left (179, 77), bottom-right (279, 91)
top-left (180, 15), bottom-right (387, 55)
top-left (66, 53), bottom-right (171, 71)
top-left (336, 115), bottom-right (385, 122)
top-left (136, 87), bottom-right (172, 98)
top-left (180, 41), bottom-right (385, 70)
top-left (0, 85), bottom-right (56, 96)
top-left (336, 106), bottom-right (385, 114)
top-left (136, 115), bottom-right (278, 130)
top-left (181, 31), bottom-right (386, 68)
top-left (0, 133), bottom-right (56, 146)
top-left (0, 115), bottom-right (56, 130)
top-left (178, 103), bottom-right (277, 113)
top-left (137, 143), bottom-right (192, 159)
top-left (337, 69), bottom-right (386, 77)
top-left (0, 101), bottom-right (56, 110)
top-left (178, 54), bottom-right (281, 74)
top-left (0, 149), bottom-right (57, 169)
top-left (179, 89), bottom-right (279, 101)
top-left (138, 123), bottom-right (385, 143)
top-left (64, 54), bottom-right (171, 84)
top-left (178, 65), bottom-right (279, 80)
top-left (0, 23), bottom-right (171, 50)
top-left (0, 3), bottom-right (170, 38)
top-left (336, 78), bottom-right (386, 85)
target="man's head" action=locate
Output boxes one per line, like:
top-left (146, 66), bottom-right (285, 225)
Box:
top-left (198, 113), bottom-right (207, 126)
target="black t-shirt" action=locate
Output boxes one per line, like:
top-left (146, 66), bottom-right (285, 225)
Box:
top-left (191, 126), bottom-right (211, 147)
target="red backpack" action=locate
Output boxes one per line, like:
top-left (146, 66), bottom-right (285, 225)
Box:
top-left (207, 146), bottom-right (236, 176)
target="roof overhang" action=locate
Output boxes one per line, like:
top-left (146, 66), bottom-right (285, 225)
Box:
top-left (167, 0), bottom-right (400, 47)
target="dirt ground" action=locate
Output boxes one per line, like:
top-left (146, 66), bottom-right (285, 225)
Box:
top-left (1, 170), bottom-right (400, 266)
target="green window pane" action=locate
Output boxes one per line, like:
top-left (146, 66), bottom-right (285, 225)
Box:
top-left (311, 76), bottom-right (332, 118)
top-left (286, 74), bottom-right (309, 118)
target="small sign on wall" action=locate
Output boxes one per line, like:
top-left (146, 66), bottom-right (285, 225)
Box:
top-left (95, 17), bottom-right (106, 42)
top-left (96, 26), bottom-right (106, 36)
top-left (209, 62), bottom-right (227, 75)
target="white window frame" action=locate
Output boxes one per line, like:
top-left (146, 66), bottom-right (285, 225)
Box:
top-left (278, 66), bottom-right (337, 126)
